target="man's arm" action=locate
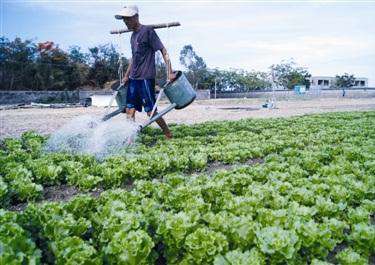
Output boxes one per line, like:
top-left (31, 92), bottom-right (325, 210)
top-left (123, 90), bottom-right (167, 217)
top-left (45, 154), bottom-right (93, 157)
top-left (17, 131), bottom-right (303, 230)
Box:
top-left (161, 48), bottom-right (176, 82)
top-left (122, 58), bottom-right (132, 84)
top-left (148, 27), bottom-right (176, 82)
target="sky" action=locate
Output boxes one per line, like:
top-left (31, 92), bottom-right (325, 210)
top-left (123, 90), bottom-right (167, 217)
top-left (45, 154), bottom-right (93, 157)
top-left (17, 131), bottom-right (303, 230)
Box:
top-left (2, 0), bottom-right (375, 86)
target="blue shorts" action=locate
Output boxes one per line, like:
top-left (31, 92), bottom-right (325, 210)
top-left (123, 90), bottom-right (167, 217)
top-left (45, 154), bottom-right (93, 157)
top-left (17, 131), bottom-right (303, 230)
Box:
top-left (126, 79), bottom-right (156, 113)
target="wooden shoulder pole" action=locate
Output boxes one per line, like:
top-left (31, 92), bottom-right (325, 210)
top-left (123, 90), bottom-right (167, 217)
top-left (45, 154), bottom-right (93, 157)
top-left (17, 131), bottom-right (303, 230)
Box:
top-left (110, 22), bottom-right (181, 34)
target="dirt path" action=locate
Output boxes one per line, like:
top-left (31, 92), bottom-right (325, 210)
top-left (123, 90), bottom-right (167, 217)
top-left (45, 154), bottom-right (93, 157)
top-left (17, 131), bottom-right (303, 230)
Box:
top-left (1, 97), bottom-right (375, 139)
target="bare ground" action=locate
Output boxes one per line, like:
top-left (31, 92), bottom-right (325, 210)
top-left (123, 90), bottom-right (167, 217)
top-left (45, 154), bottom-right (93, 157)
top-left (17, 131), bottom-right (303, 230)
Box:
top-left (1, 97), bottom-right (375, 139)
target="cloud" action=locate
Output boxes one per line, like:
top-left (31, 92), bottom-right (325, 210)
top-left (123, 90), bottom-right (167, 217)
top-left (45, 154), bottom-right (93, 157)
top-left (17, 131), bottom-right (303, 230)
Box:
top-left (15, 0), bottom-right (118, 17)
top-left (224, 36), bottom-right (372, 56)
top-left (4, 1), bottom-right (375, 85)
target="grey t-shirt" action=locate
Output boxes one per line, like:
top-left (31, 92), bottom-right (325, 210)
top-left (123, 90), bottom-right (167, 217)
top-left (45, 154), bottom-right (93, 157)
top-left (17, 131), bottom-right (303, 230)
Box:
top-left (130, 25), bottom-right (164, 80)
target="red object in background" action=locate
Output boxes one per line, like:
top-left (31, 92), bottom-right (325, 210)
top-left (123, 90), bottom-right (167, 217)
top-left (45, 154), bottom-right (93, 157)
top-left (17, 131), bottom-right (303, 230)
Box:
top-left (37, 41), bottom-right (66, 62)
top-left (38, 41), bottom-right (54, 53)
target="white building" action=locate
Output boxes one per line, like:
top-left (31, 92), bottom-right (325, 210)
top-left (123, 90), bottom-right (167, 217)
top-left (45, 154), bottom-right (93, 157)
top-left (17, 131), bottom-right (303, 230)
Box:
top-left (310, 76), bottom-right (368, 89)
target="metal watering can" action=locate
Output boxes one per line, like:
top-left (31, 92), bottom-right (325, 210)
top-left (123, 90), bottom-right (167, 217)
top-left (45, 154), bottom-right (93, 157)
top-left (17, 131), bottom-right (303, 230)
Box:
top-left (102, 71), bottom-right (196, 130)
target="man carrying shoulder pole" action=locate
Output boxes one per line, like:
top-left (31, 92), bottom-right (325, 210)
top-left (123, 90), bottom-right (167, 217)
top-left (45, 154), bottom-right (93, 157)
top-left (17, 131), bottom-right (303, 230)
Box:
top-left (115, 5), bottom-right (176, 139)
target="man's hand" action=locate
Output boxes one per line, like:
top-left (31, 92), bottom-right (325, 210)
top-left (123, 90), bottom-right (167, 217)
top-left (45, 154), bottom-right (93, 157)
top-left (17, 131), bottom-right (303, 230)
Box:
top-left (122, 58), bottom-right (132, 86)
top-left (122, 76), bottom-right (129, 85)
top-left (161, 48), bottom-right (177, 83)
top-left (168, 72), bottom-right (177, 83)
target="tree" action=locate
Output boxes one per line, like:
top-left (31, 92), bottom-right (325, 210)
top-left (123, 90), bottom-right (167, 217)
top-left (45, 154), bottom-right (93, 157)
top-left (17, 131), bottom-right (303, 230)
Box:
top-left (38, 44), bottom-right (70, 90)
top-left (0, 37), bottom-right (37, 90)
top-left (179, 45), bottom-right (207, 89)
top-left (87, 44), bottom-right (127, 88)
top-left (202, 69), bottom-right (270, 92)
top-left (335, 73), bottom-right (355, 89)
top-left (270, 59), bottom-right (311, 90)
top-left (0, 37), bottom-right (91, 90)
top-left (335, 73), bottom-right (355, 97)
top-left (238, 70), bottom-right (271, 91)
top-left (0, 37), bottom-right (132, 90)
top-left (68, 45), bottom-right (88, 64)
top-left (68, 46), bottom-right (90, 88)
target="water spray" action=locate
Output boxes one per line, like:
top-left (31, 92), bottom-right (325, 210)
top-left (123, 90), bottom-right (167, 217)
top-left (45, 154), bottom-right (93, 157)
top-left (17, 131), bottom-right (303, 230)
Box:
top-left (44, 22), bottom-right (196, 158)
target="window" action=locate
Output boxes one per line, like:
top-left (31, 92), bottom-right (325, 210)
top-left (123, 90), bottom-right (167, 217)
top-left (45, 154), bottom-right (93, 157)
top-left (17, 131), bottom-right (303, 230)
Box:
top-left (360, 81), bottom-right (365, 86)
top-left (355, 81), bottom-right (360, 86)
top-left (318, 80), bottom-right (323, 85)
top-left (323, 80), bottom-right (329, 86)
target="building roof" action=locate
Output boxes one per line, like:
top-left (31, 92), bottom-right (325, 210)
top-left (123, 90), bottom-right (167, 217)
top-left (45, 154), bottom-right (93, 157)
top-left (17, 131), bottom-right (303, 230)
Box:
top-left (311, 76), bottom-right (368, 80)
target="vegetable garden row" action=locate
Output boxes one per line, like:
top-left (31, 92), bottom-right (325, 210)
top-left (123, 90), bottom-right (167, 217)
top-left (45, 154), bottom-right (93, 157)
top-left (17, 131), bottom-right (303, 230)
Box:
top-left (1, 111), bottom-right (374, 264)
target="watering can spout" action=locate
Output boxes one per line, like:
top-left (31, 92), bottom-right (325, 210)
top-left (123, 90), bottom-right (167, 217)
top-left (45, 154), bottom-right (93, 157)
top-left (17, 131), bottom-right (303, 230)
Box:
top-left (103, 71), bottom-right (196, 132)
top-left (140, 103), bottom-right (177, 130)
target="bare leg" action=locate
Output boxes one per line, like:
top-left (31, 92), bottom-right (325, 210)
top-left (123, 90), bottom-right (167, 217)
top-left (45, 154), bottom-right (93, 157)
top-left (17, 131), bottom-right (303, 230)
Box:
top-left (147, 111), bottom-right (172, 139)
top-left (124, 108), bottom-right (137, 145)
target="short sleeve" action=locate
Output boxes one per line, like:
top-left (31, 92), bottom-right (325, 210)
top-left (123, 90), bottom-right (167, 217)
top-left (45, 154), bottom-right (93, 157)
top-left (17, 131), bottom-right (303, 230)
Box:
top-left (148, 28), bottom-right (164, 52)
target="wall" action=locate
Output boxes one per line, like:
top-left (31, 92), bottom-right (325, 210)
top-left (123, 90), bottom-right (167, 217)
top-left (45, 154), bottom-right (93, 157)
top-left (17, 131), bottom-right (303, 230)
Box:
top-left (195, 90), bottom-right (211, 100)
top-left (2, 88), bottom-right (373, 105)
top-left (212, 88), bottom-right (375, 99)
top-left (79, 89), bottom-right (211, 107)
top-left (0, 90), bottom-right (79, 105)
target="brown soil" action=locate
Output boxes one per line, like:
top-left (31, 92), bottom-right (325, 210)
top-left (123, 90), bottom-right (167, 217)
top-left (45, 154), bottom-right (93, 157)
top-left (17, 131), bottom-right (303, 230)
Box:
top-left (2, 97), bottom-right (375, 139)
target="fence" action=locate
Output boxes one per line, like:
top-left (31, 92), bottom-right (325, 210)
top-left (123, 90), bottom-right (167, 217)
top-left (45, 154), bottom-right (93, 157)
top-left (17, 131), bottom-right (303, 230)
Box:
top-left (212, 88), bottom-right (375, 99)
top-left (79, 89), bottom-right (211, 107)
top-left (1, 88), bottom-right (374, 105)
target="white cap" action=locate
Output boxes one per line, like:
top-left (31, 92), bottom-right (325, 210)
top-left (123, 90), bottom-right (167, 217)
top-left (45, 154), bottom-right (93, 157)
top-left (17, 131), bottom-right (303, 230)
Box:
top-left (115, 5), bottom-right (139, 19)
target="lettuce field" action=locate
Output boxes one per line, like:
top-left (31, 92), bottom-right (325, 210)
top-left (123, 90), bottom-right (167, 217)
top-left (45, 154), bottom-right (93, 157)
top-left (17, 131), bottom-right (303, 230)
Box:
top-left (1, 111), bottom-right (374, 264)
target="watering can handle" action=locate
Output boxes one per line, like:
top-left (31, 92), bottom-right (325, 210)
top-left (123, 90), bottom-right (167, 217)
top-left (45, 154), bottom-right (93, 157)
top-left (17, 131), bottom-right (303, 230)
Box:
top-left (149, 90), bottom-right (161, 119)
top-left (148, 79), bottom-right (172, 119)
top-left (149, 86), bottom-right (165, 119)
top-left (166, 58), bottom-right (171, 82)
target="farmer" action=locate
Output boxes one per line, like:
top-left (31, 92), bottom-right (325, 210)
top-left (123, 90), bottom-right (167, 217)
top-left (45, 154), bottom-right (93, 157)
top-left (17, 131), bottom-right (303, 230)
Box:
top-left (115, 5), bottom-right (175, 139)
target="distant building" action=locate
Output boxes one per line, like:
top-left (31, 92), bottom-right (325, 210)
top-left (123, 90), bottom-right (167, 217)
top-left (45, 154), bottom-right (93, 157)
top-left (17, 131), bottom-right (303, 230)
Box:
top-left (310, 76), bottom-right (368, 89)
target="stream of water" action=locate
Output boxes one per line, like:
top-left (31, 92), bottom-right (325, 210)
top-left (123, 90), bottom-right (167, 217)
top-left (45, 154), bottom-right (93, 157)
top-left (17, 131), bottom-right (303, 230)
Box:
top-left (44, 115), bottom-right (140, 159)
